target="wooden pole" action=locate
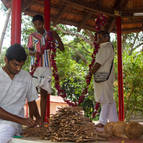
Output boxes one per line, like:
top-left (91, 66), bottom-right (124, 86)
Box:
top-left (44, 0), bottom-right (50, 123)
top-left (11, 0), bottom-right (22, 45)
top-left (116, 16), bottom-right (124, 121)
top-left (44, 0), bottom-right (50, 31)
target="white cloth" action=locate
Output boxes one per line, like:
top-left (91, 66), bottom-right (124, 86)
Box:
top-left (0, 68), bottom-right (38, 135)
top-left (33, 67), bottom-right (52, 93)
top-left (93, 42), bottom-right (118, 124)
top-left (99, 101), bottom-right (118, 125)
top-left (94, 42), bottom-right (114, 104)
top-left (0, 124), bottom-right (16, 143)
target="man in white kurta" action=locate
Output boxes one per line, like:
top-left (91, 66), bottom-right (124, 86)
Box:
top-left (0, 44), bottom-right (40, 143)
top-left (92, 31), bottom-right (118, 127)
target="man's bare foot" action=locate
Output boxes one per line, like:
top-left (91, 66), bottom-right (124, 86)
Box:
top-left (95, 123), bottom-right (104, 128)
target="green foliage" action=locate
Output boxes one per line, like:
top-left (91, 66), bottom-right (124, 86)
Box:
top-left (21, 14), bottom-right (35, 45)
top-left (123, 52), bottom-right (143, 120)
top-left (0, 49), bottom-right (5, 67)
top-left (0, 9), bottom-right (143, 121)
top-left (22, 46), bottom-right (31, 72)
top-left (113, 49), bottom-right (143, 120)
top-left (82, 98), bottom-right (94, 119)
top-left (54, 38), bottom-right (95, 119)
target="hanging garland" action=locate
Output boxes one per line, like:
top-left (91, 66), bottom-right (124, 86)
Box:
top-left (31, 14), bottom-right (107, 113)
top-left (49, 14), bottom-right (107, 111)
top-left (79, 14), bottom-right (107, 117)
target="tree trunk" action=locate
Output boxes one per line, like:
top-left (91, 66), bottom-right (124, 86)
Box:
top-left (0, 8), bottom-right (11, 54)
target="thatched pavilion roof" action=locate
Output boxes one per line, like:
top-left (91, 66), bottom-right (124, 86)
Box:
top-left (2, 0), bottom-right (143, 33)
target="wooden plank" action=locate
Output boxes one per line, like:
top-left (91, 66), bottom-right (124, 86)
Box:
top-left (107, 0), bottom-right (129, 32)
top-left (77, 13), bottom-right (92, 31)
top-left (53, 4), bottom-right (68, 26)
top-left (62, 0), bottom-right (114, 16)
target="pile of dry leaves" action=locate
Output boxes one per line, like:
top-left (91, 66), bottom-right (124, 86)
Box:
top-left (22, 106), bottom-right (108, 142)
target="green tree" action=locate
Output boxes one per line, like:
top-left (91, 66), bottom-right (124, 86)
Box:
top-left (1, 6), bottom-right (143, 120)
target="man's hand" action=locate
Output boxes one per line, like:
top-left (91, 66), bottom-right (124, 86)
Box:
top-left (29, 48), bottom-right (36, 56)
top-left (21, 118), bottom-right (36, 128)
top-left (35, 117), bottom-right (42, 127)
top-left (28, 101), bottom-right (41, 126)
top-left (90, 63), bottom-right (101, 74)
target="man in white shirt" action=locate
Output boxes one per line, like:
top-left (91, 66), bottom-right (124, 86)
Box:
top-left (91, 31), bottom-right (118, 128)
top-left (0, 44), bottom-right (41, 143)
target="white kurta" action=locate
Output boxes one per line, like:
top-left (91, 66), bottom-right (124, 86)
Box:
top-left (94, 42), bottom-right (114, 104)
top-left (0, 68), bottom-right (38, 133)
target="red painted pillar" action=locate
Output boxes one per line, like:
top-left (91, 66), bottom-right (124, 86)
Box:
top-left (26, 101), bottom-right (29, 118)
top-left (44, 0), bottom-right (50, 123)
top-left (11, 0), bottom-right (22, 45)
top-left (44, 0), bottom-right (50, 31)
top-left (116, 16), bottom-right (124, 121)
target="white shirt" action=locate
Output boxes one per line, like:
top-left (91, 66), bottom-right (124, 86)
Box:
top-left (94, 42), bottom-right (114, 104)
top-left (0, 68), bottom-right (38, 132)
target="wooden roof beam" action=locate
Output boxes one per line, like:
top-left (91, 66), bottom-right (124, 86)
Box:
top-left (122, 19), bottom-right (143, 24)
top-left (119, 27), bottom-right (143, 33)
top-left (51, 17), bottom-right (96, 32)
top-left (53, 4), bottom-right (68, 26)
top-left (92, 0), bottom-right (102, 12)
top-left (107, 18), bottom-right (116, 32)
top-left (62, 0), bottom-right (114, 17)
top-left (121, 9), bottom-right (143, 17)
top-left (113, 0), bottom-right (128, 10)
top-left (22, 0), bottom-right (34, 11)
top-left (30, 0), bottom-right (44, 6)
top-left (77, 13), bottom-right (92, 32)
top-left (24, 10), bottom-right (43, 17)
top-left (107, 0), bottom-right (129, 32)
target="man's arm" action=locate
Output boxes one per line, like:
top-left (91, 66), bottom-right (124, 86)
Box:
top-left (28, 100), bottom-right (41, 124)
top-left (29, 47), bottom-right (36, 56)
top-left (52, 31), bottom-right (64, 51)
top-left (27, 34), bottom-right (36, 56)
top-left (91, 63), bottom-right (101, 74)
top-left (0, 107), bottom-right (35, 127)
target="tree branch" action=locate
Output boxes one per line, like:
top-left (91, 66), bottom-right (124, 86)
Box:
top-left (55, 25), bottom-right (94, 46)
top-left (65, 44), bottom-right (87, 65)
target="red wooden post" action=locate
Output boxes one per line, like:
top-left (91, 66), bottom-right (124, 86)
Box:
top-left (44, 0), bottom-right (50, 123)
top-left (44, 0), bottom-right (50, 31)
top-left (26, 101), bottom-right (29, 118)
top-left (116, 16), bottom-right (124, 121)
top-left (11, 0), bottom-right (22, 45)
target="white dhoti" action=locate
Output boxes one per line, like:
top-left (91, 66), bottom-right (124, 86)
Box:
top-left (99, 101), bottom-right (118, 125)
top-left (32, 67), bottom-right (52, 93)
top-left (0, 124), bottom-right (16, 143)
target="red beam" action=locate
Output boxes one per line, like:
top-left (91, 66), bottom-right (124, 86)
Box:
top-left (11, 0), bottom-right (22, 45)
top-left (116, 16), bottom-right (124, 121)
top-left (44, 0), bottom-right (50, 123)
top-left (44, 0), bottom-right (50, 31)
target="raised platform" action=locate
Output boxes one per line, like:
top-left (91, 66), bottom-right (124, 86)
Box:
top-left (10, 138), bottom-right (106, 143)
top-left (10, 137), bottom-right (143, 143)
